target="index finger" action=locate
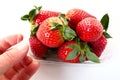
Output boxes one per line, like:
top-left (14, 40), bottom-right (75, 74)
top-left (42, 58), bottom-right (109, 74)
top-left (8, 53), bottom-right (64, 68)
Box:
top-left (0, 34), bottom-right (23, 54)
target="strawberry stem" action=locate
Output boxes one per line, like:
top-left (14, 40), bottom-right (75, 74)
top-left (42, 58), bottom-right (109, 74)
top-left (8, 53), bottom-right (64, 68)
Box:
top-left (30, 25), bottom-right (39, 36)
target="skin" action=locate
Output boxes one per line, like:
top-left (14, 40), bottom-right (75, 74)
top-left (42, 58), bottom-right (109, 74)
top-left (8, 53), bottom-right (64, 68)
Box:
top-left (0, 34), bottom-right (40, 80)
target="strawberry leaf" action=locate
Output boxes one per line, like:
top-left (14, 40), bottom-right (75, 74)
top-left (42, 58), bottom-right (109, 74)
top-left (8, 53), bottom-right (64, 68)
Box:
top-left (79, 55), bottom-right (85, 63)
top-left (29, 9), bottom-right (36, 18)
top-left (21, 14), bottom-right (29, 21)
top-left (29, 9), bottom-right (38, 23)
top-left (100, 14), bottom-right (109, 31)
top-left (58, 13), bottom-right (76, 41)
top-left (66, 48), bottom-right (79, 60)
top-left (84, 42), bottom-right (100, 63)
top-left (34, 6), bottom-right (42, 11)
top-left (101, 14), bottom-right (112, 39)
top-left (29, 6), bottom-right (41, 21)
top-left (21, 6), bottom-right (42, 24)
top-left (50, 22), bottom-right (62, 30)
top-left (103, 32), bottom-right (112, 38)
top-left (86, 52), bottom-right (100, 63)
top-left (66, 44), bottom-right (80, 60)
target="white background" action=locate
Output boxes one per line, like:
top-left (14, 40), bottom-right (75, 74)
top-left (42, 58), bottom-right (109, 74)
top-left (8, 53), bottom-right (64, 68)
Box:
top-left (0, 0), bottom-right (120, 80)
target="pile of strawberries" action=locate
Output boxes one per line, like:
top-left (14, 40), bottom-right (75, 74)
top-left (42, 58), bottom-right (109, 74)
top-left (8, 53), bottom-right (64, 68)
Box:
top-left (21, 6), bottom-right (111, 63)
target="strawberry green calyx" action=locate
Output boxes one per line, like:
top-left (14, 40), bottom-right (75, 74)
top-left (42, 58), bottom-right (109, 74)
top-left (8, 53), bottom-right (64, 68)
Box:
top-left (84, 43), bottom-right (100, 63)
top-left (101, 14), bottom-right (109, 31)
top-left (66, 39), bottom-right (100, 63)
top-left (30, 25), bottom-right (39, 36)
top-left (21, 6), bottom-right (41, 37)
top-left (62, 27), bottom-right (76, 41)
top-left (66, 43), bottom-right (80, 60)
top-left (100, 14), bottom-right (112, 38)
top-left (50, 22), bottom-right (63, 30)
top-left (21, 6), bottom-right (42, 24)
top-left (50, 14), bottom-right (76, 41)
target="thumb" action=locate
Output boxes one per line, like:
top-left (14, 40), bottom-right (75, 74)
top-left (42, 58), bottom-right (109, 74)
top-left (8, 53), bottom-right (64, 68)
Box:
top-left (0, 42), bottom-right (29, 74)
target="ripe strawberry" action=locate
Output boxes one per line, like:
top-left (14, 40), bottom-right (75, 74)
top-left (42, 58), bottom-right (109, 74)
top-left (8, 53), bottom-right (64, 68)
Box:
top-left (36, 16), bottom-right (76, 48)
top-left (76, 17), bottom-right (103, 42)
top-left (58, 41), bottom-right (80, 63)
top-left (58, 39), bottom-right (100, 63)
top-left (34, 10), bottom-right (60, 25)
top-left (21, 5), bottom-right (111, 63)
top-left (66, 8), bottom-right (96, 30)
top-left (88, 35), bottom-right (107, 57)
top-left (29, 36), bottom-right (48, 59)
top-left (21, 6), bottom-right (60, 25)
top-left (88, 14), bottom-right (111, 57)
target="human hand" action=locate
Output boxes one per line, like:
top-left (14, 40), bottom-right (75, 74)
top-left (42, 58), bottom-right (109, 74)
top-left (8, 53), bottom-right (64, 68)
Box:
top-left (0, 34), bottom-right (40, 80)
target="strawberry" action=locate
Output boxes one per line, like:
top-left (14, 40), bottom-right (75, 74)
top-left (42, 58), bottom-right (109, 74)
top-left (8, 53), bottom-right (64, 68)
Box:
top-left (21, 5), bottom-right (111, 63)
top-left (88, 14), bottom-right (111, 57)
top-left (76, 17), bottom-right (103, 42)
top-left (36, 15), bottom-right (76, 48)
top-left (34, 10), bottom-right (60, 25)
top-left (29, 36), bottom-right (48, 59)
top-left (58, 41), bottom-right (80, 63)
top-left (21, 6), bottom-right (60, 25)
top-left (66, 8), bottom-right (96, 30)
top-left (58, 39), bottom-right (100, 63)
top-left (88, 35), bottom-right (107, 57)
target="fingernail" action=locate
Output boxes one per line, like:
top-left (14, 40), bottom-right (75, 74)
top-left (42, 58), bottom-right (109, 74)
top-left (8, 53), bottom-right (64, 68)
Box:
top-left (33, 60), bottom-right (40, 66)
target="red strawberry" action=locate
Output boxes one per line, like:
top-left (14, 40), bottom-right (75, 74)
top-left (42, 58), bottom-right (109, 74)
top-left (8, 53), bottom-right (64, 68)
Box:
top-left (29, 36), bottom-right (48, 59)
top-left (76, 17), bottom-right (103, 42)
top-left (58, 40), bottom-right (100, 63)
top-left (88, 14), bottom-right (111, 57)
top-left (89, 35), bottom-right (107, 57)
top-left (36, 17), bottom-right (64, 48)
top-left (34, 10), bottom-right (60, 25)
top-left (58, 41), bottom-right (80, 63)
top-left (21, 6), bottom-right (60, 25)
top-left (66, 8), bottom-right (96, 30)
top-left (36, 16), bottom-right (76, 48)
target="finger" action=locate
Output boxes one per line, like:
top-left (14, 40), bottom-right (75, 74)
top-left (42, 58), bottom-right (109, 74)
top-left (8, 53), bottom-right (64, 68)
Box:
top-left (0, 75), bottom-right (8, 80)
top-left (4, 56), bottom-right (33, 79)
top-left (13, 56), bottom-right (33, 72)
top-left (16, 61), bottom-right (40, 80)
top-left (3, 67), bottom-right (17, 79)
top-left (0, 34), bottom-right (23, 54)
top-left (0, 42), bottom-right (29, 74)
